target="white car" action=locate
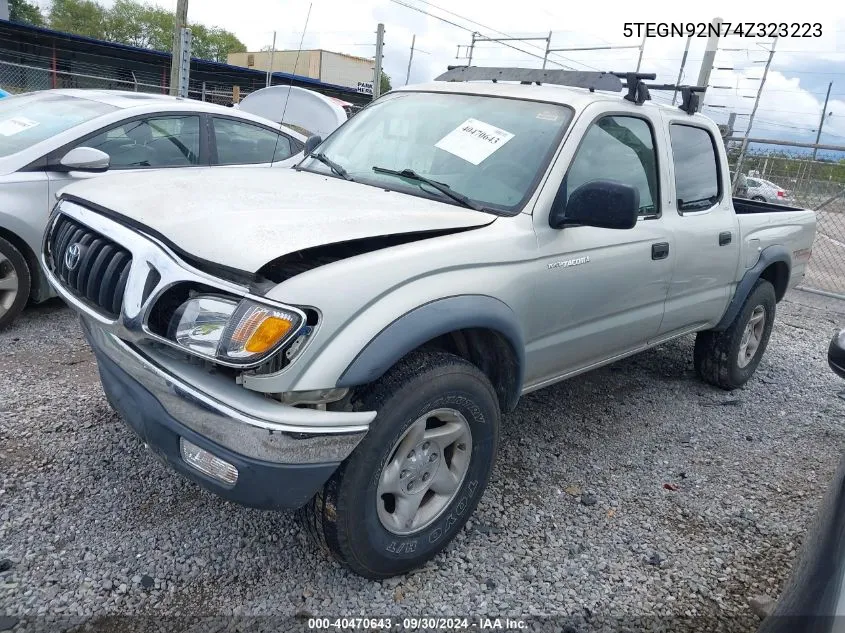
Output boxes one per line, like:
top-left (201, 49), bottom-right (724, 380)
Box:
top-left (0, 89), bottom-right (314, 329)
top-left (746, 176), bottom-right (788, 204)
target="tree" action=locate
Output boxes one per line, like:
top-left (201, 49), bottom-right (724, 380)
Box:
top-left (9, 0), bottom-right (45, 25)
top-left (47, 0), bottom-right (247, 62)
top-left (191, 26), bottom-right (247, 63)
top-left (380, 71), bottom-right (392, 94)
top-left (104, 0), bottom-right (172, 50)
top-left (49, 0), bottom-right (107, 39)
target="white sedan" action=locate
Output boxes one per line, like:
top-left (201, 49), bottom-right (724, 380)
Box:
top-left (0, 89), bottom-right (324, 329)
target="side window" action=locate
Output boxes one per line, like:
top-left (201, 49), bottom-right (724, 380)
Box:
top-left (212, 118), bottom-right (292, 165)
top-left (669, 124), bottom-right (720, 212)
top-left (81, 116), bottom-right (200, 168)
top-left (747, 178), bottom-right (760, 187)
top-left (564, 116), bottom-right (659, 217)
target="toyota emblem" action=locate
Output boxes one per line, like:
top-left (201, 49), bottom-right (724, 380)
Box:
top-left (64, 243), bottom-right (82, 271)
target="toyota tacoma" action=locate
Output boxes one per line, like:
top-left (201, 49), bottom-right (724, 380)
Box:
top-left (42, 68), bottom-right (817, 578)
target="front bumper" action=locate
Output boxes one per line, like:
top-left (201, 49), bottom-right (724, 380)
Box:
top-left (83, 319), bottom-right (373, 509)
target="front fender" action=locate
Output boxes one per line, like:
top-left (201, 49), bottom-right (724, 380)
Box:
top-left (335, 294), bottom-right (525, 390)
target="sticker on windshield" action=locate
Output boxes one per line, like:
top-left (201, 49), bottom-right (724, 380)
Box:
top-left (434, 118), bottom-right (514, 165)
top-left (0, 116), bottom-right (40, 137)
top-left (536, 111), bottom-right (559, 121)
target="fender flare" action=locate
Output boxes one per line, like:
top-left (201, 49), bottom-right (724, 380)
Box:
top-left (336, 295), bottom-right (525, 398)
top-left (713, 244), bottom-right (791, 331)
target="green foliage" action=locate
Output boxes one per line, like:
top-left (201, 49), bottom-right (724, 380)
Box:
top-left (46, 0), bottom-right (246, 62)
top-left (49, 0), bottom-right (107, 39)
top-left (104, 0), bottom-right (172, 50)
top-left (728, 145), bottom-right (845, 184)
top-left (9, 0), bottom-right (45, 25)
top-left (380, 71), bottom-right (392, 94)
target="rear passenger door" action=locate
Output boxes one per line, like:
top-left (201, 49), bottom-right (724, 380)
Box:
top-left (210, 117), bottom-right (300, 167)
top-left (657, 118), bottom-right (740, 336)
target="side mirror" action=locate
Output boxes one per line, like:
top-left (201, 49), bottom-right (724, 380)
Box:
top-left (549, 180), bottom-right (640, 230)
top-left (56, 147), bottom-right (110, 173)
top-left (303, 135), bottom-right (322, 156)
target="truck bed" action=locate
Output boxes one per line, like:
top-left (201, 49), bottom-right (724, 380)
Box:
top-left (733, 197), bottom-right (805, 214)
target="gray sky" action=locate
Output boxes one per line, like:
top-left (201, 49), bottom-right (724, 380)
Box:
top-left (36, 0), bottom-right (845, 144)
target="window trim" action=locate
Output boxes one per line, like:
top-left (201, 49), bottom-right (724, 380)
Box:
top-left (209, 114), bottom-right (302, 166)
top-left (667, 121), bottom-right (723, 217)
top-left (36, 111), bottom-right (209, 171)
top-left (557, 111), bottom-right (662, 222)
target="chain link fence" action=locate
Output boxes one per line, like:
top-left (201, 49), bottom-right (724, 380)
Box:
top-left (726, 141), bottom-right (845, 298)
top-left (0, 56), bottom-right (369, 115)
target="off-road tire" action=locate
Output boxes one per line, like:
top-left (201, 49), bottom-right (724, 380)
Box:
top-left (0, 236), bottom-right (30, 330)
top-left (694, 279), bottom-right (776, 390)
top-left (298, 349), bottom-right (500, 579)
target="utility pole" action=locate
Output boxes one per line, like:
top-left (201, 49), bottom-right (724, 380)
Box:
top-left (468, 32), bottom-right (476, 66)
top-left (635, 32), bottom-right (647, 73)
top-left (373, 23), bottom-right (384, 99)
top-left (672, 34), bottom-right (693, 105)
top-left (265, 31), bottom-right (277, 88)
top-left (542, 31), bottom-right (552, 70)
top-left (732, 37), bottom-right (777, 193)
top-left (405, 34), bottom-right (415, 86)
top-left (169, 0), bottom-right (189, 96)
top-left (175, 27), bottom-right (192, 98)
top-left (724, 112), bottom-right (737, 151)
top-left (697, 17), bottom-right (723, 97)
top-left (812, 82), bottom-right (833, 161)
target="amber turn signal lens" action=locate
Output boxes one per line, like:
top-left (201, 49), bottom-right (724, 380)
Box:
top-left (244, 316), bottom-right (294, 353)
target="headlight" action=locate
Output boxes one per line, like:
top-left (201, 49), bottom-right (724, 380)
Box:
top-left (168, 295), bottom-right (303, 366)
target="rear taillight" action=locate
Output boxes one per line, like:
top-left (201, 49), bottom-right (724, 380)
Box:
top-left (777, 190), bottom-right (784, 197)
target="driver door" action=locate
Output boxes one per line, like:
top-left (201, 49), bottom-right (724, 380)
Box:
top-left (45, 114), bottom-right (205, 205)
top-left (525, 113), bottom-right (674, 388)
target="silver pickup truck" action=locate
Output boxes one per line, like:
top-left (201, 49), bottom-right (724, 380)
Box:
top-left (42, 69), bottom-right (816, 579)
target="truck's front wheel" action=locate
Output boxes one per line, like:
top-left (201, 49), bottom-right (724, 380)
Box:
top-left (299, 350), bottom-right (500, 579)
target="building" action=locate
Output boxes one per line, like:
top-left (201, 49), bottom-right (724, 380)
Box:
top-left (0, 20), bottom-right (371, 107)
top-left (228, 49), bottom-right (374, 93)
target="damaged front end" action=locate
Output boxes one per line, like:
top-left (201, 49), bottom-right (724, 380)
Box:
top-left (41, 199), bottom-right (376, 509)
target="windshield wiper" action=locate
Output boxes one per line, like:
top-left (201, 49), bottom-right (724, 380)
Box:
top-left (311, 152), bottom-right (354, 181)
top-left (372, 166), bottom-right (488, 213)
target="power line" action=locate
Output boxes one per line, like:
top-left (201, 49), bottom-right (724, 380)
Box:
top-left (387, 0), bottom-right (599, 71)
top-left (408, 0), bottom-right (595, 70)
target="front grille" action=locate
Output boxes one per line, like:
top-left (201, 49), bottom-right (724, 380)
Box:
top-left (47, 214), bottom-right (132, 318)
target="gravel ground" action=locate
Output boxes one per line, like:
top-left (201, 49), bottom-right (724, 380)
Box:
top-left (1, 291), bottom-right (844, 633)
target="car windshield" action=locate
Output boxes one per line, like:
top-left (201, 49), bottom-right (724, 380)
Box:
top-left (299, 91), bottom-right (573, 214)
top-left (0, 92), bottom-right (117, 158)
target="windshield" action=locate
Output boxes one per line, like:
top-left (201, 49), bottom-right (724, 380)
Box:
top-left (299, 91), bottom-right (573, 214)
top-left (0, 92), bottom-right (117, 158)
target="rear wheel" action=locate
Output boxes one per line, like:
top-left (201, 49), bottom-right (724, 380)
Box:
top-left (694, 279), bottom-right (776, 389)
top-left (299, 350), bottom-right (500, 579)
top-left (0, 236), bottom-right (30, 330)
top-left (752, 195), bottom-right (766, 202)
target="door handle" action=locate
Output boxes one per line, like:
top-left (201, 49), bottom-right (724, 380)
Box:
top-left (651, 242), bottom-right (669, 260)
top-left (719, 231), bottom-right (732, 246)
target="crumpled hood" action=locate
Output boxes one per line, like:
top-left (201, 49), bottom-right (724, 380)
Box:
top-left (59, 167), bottom-right (496, 272)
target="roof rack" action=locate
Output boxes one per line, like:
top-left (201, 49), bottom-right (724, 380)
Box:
top-left (435, 66), bottom-right (706, 115)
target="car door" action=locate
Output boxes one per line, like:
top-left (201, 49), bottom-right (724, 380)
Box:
top-left (526, 112), bottom-right (674, 388)
top-left (45, 113), bottom-right (205, 204)
top-left (656, 117), bottom-right (739, 336)
top-left (209, 116), bottom-right (301, 168)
